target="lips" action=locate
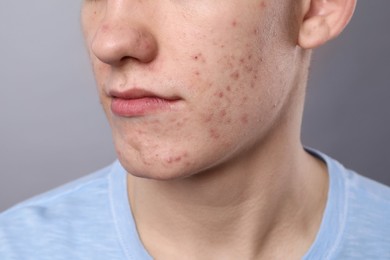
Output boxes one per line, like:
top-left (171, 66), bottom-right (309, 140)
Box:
top-left (109, 89), bottom-right (181, 117)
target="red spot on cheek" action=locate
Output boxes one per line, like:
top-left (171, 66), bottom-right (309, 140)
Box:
top-left (241, 114), bottom-right (249, 124)
top-left (194, 71), bottom-right (201, 76)
top-left (226, 85), bottom-right (231, 92)
top-left (260, 1), bottom-right (267, 9)
top-left (230, 71), bottom-right (240, 80)
top-left (192, 53), bottom-right (206, 63)
top-left (220, 110), bottom-right (227, 117)
top-left (231, 20), bottom-right (238, 27)
top-left (102, 25), bottom-right (110, 32)
top-left (209, 129), bottom-right (220, 139)
top-left (203, 113), bottom-right (214, 123)
top-left (218, 92), bottom-right (224, 98)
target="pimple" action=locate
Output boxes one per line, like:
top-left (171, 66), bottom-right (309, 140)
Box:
top-left (192, 53), bottom-right (206, 63)
top-left (218, 91), bottom-right (224, 98)
top-left (101, 24), bottom-right (110, 32)
top-left (226, 85), bottom-right (231, 92)
top-left (166, 156), bottom-right (183, 164)
top-left (245, 66), bottom-right (254, 73)
top-left (260, 1), bottom-right (267, 9)
top-left (230, 71), bottom-right (240, 80)
top-left (137, 130), bottom-right (146, 135)
top-left (194, 71), bottom-right (201, 76)
top-left (240, 96), bottom-right (248, 105)
top-left (203, 113), bottom-right (214, 123)
top-left (241, 114), bottom-right (249, 124)
top-left (219, 110), bottom-right (227, 117)
top-left (209, 129), bottom-right (220, 139)
top-left (231, 20), bottom-right (238, 27)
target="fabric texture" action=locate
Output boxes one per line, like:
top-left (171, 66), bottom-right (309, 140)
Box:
top-left (1, 150), bottom-right (390, 260)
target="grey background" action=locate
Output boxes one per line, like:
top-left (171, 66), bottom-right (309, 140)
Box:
top-left (0, 1), bottom-right (389, 212)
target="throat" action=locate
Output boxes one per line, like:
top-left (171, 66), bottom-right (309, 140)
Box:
top-left (126, 147), bottom-right (329, 259)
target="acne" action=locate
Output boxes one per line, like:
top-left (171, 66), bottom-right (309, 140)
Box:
top-left (231, 20), bottom-right (238, 27)
top-left (240, 114), bottom-right (249, 124)
top-left (209, 129), bottom-right (221, 140)
top-left (230, 71), bottom-right (240, 80)
top-left (165, 151), bottom-right (189, 165)
top-left (203, 113), bottom-right (214, 123)
top-left (192, 53), bottom-right (206, 63)
top-left (219, 110), bottom-right (227, 117)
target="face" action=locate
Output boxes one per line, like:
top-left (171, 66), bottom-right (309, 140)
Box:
top-left (81, 0), bottom-right (301, 180)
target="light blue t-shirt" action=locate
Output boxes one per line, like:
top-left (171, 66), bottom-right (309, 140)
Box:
top-left (1, 151), bottom-right (390, 259)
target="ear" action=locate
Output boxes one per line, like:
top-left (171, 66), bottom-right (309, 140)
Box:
top-left (298, 0), bottom-right (357, 49)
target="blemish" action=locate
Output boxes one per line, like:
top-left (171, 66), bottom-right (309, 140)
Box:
top-left (226, 85), bottom-right (231, 92)
top-left (241, 114), bottom-right (249, 124)
top-left (250, 81), bottom-right (255, 89)
top-left (218, 92), bottom-right (224, 98)
top-left (166, 156), bottom-right (182, 164)
top-left (220, 110), bottom-right (227, 117)
top-left (194, 71), bottom-right (201, 76)
top-left (245, 66), bottom-right (253, 73)
top-left (260, 1), bottom-right (267, 9)
top-left (240, 96), bottom-right (248, 105)
top-left (231, 20), bottom-right (238, 27)
top-left (192, 53), bottom-right (206, 63)
top-left (203, 113), bottom-right (214, 123)
top-left (209, 129), bottom-right (220, 139)
top-left (230, 71), bottom-right (240, 80)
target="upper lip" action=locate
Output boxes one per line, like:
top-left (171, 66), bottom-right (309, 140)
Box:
top-left (108, 88), bottom-right (180, 101)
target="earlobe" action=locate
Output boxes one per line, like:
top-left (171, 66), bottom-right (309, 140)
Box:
top-left (298, 0), bottom-right (357, 49)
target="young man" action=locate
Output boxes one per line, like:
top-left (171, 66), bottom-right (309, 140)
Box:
top-left (1, 0), bottom-right (389, 259)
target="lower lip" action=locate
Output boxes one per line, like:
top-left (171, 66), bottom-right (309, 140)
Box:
top-left (111, 97), bottom-right (179, 117)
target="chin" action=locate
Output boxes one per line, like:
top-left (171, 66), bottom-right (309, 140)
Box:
top-left (117, 154), bottom-right (199, 181)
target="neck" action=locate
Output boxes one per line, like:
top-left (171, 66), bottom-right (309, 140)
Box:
top-left (127, 137), bottom-right (328, 259)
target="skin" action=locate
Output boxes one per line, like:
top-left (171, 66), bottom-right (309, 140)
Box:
top-left (82, 0), bottom-right (303, 180)
top-left (81, 0), bottom-right (355, 258)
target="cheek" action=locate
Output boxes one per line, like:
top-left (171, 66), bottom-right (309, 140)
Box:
top-left (184, 24), bottom-right (287, 147)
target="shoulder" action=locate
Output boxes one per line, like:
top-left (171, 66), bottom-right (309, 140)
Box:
top-left (328, 156), bottom-right (390, 258)
top-left (1, 163), bottom-right (113, 215)
top-left (341, 170), bottom-right (390, 252)
top-left (0, 162), bottom-right (123, 259)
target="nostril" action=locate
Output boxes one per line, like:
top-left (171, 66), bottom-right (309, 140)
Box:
top-left (91, 22), bottom-right (158, 65)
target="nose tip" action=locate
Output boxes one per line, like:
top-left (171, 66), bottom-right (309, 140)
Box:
top-left (91, 23), bottom-right (158, 65)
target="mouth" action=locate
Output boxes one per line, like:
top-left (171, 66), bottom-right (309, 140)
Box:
top-left (109, 88), bottom-right (182, 117)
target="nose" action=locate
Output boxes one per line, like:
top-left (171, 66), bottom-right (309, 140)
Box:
top-left (91, 10), bottom-right (158, 65)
